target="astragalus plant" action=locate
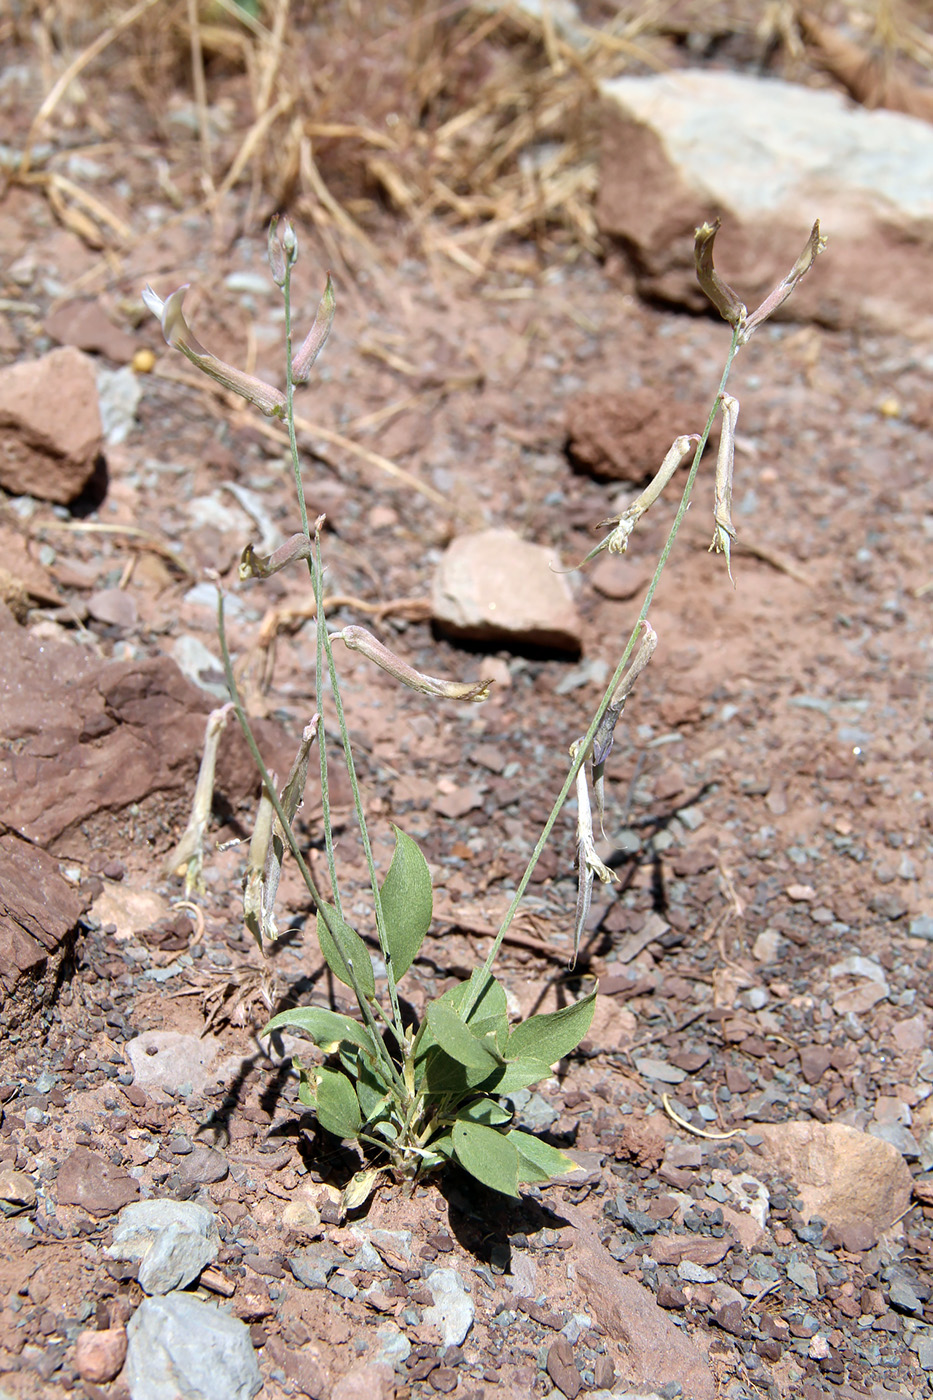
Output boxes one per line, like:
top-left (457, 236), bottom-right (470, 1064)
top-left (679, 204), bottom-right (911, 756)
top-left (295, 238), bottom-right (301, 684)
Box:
top-left (145, 215), bottom-right (824, 1206)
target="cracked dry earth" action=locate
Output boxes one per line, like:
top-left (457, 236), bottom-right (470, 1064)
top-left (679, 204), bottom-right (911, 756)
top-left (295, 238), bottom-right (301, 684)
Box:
top-left (2, 56), bottom-right (933, 1400)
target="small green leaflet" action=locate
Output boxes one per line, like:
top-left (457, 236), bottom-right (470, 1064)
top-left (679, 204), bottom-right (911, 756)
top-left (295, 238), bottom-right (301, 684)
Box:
top-left (379, 826), bottom-right (433, 980)
top-left (505, 991), bottom-right (596, 1066)
top-left (316, 903), bottom-right (375, 998)
top-left (452, 1120), bottom-right (520, 1197)
top-left (312, 1068), bottom-right (361, 1140)
top-left (262, 1005), bottom-right (369, 1052)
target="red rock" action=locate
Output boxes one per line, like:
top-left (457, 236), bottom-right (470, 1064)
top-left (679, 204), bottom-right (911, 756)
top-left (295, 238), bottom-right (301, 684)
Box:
top-left (45, 300), bottom-right (138, 362)
top-left (564, 1204), bottom-right (715, 1400)
top-left (566, 387), bottom-right (704, 483)
top-left (650, 1235), bottom-right (732, 1267)
top-left (799, 1046), bottom-right (833, 1085)
top-left (330, 1361), bottom-right (395, 1400)
top-left (74, 1326), bottom-right (128, 1383)
top-left (0, 832), bottom-right (85, 1032)
top-left (755, 1121), bottom-right (912, 1247)
top-left (0, 346), bottom-right (103, 502)
top-left (56, 1147), bottom-right (139, 1217)
top-left (546, 1337), bottom-right (581, 1399)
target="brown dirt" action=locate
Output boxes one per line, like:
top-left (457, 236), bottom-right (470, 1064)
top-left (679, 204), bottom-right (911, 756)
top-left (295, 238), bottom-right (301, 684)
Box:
top-left (0, 7), bottom-right (932, 1400)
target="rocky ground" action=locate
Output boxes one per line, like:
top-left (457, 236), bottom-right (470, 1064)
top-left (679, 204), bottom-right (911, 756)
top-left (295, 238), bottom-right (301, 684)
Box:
top-left (1, 5), bottom-right (932, 1400)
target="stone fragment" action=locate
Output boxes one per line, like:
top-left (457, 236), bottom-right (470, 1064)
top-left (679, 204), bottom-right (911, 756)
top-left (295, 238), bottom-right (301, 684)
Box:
top-left (423, 1267), bottom-right (475, 1347)
top-left (589, 555), bottom-right (650, 601)
top-left (289, 1241), bottom-right (345, 1289)
top-left (0, 347), bottom-right (103, 502)
top-left (0, 1168), bottom-right (37, 1213)
top-left (330, 1362), bottom-right (396, 1400)
top-left (92, 883), bottom-right (171, 942)
top-left (650, 1235), bottom-right (732, 1267)
top-left (264, 1336), bottom-right (330, 1398)
top-left (546, 1336), bottom-right (581, 1399)
top-left (0, 601), bottom-right (293, 850)
top-left (565, 387), bottom-right (702, 483)
top-left (892, 1014), bottom-right (928, 1053)
top-left (798, 1046), bottom-right (832, 1086)
top-left (0, 832), bottom-right (85, 1031)
top-left (431, 528), bottom-right (582, 653)
top-left (787, 1257), bottom-right (820, 1299)
top-left (56, 1147), bottom-right (139, 1217)
top-left (125, 1294), bottom-right (261, 1400)
top-left (565, 1206), bottom-right (714, 1400)
top-left (597, 69), bottom-right (933, 334)
top-left (45, 300), bottom-right (138, 361)
top-left (634, 1057), bottom-right (686, 1085)
top-left (126, 1032), bottom-right (223, 1098)
top-left (74, 1327), bottom-right (128, 1383)
top-left (107, 1200), bottom-right (220, 1294)
top-left (754, 1121), bottom-right (912, 1247)
top-left (87, 587), bottom-right (138, 630)
top-left (677, 1261), bottom-right (717, 1284)
top-left (178, 1143), bottom-right (229, 1186)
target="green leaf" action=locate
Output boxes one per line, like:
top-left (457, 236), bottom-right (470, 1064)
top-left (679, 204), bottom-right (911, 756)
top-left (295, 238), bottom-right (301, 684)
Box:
top-left (481, 1057), bottom-right (553, 1095)
top-left (505, 992), bottom-right (596, 1067)
top-left (316, 904), bottom-right (375, 998)
top-left (379, 826), bottom-right (432, 980)
top-left (262, 1006), bottom-right (370, 1052)
top-left (426, 1002), bottom-right (501, 1075)
top-left (297, 1068), bottom-right (315, 1108)
top-left (456, 1098), bottom-right (512, 1127)
top-left (312, 1067), bottom-right (362, 1140)
top-left (509, 1129), bottom-right (580, 1184)
top-left (452, 1120), bottom-right (520, 1197)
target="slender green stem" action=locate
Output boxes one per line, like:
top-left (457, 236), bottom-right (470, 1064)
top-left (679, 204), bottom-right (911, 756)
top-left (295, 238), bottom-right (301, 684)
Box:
top-left (282, 258), bottom-right (309, 540)
top-left (217, 593), bottom-right (408, 1099)
top-left (461, 327), bottom-right (742, 1020)
top-left (313, 532), bottom-right (407, 1046)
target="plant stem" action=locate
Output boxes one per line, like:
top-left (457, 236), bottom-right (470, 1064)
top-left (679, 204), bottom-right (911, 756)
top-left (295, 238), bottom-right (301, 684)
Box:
top-left (461, 327), bottom-right (742, 1020)
top-left (216, 593), bottom-right (408, 1099)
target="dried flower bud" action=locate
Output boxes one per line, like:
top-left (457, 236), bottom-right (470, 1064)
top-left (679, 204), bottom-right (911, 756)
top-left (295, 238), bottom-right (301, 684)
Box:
top-left (695, 220), bottom-right (747, 328)
top-left (141, 284), bottom-right (287, 418)
top-left (743, 221), bottom-right (826, 341)
top-left (335, 625), bottom-right (493, 702)
top-left (291, 274), bottom-right (336, 384)
top-left (582, 436), bottom-right (696, 567)
top-left (239, 533), bottom-right (313, 581)
top-left (570, 739), bottom-right (617, 966)
top-left (709, 394), bottom-right (739, 580)
top-left (282, 217), bottom-right (298, 264)
top-left (267, 216), bottom-right (287, 287)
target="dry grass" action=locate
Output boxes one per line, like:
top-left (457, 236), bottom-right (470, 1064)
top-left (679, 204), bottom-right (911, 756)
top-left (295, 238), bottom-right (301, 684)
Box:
top-left (9, 0), bottom-right (933, 272)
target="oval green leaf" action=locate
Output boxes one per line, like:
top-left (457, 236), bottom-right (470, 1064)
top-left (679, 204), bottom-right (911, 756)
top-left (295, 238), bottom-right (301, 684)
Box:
top-left (379, 826), bottom-right (433, 980)
top-left (313, 1067), bottom-right (362, 1140)
top-left (456, 1098), bottom-right (512, 1127)
top-left (482, 1056), bottom-right (553, 1095)
top-left (426, 1001), bottom-right (501, 1075)
top-left (262, 1006), bottom-right (370, 1052)
top-left (505, 991), bottom-right (596, 1067)
top-left (317, 903), bottom-right (375, 998)
top-left (509, 1129), bottom-right (580, 1184)
top-left (452, 1120), bottom-right (520, 1197)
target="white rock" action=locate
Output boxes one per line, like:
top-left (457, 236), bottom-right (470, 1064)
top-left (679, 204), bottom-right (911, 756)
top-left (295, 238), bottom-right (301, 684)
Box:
top-left (125, 1030), bottom-right (222, 1096)
top-left (597, 70), bottom-right (933, 333)
top-left (422, 1266), bottom-right (475, 1347)
top-left (432, 527), bottom-right (582, 653)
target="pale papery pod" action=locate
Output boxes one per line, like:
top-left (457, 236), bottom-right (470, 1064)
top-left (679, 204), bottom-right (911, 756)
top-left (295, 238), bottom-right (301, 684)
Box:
top-left (239, 533), bottom-right (312, 581)
top-left (141, 283), bottom-right (287, 418)
top-left (335, 626), bottom-right (493, 702)
top-left (291, 274), bottom-right (336, 384)
top-left (694, 220), bottom-right (746, 328)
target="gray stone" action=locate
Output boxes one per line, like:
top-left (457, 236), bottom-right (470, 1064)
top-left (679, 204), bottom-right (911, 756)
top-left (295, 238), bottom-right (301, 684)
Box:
top-left (634, 1058), bottom-right (687, 1085)
top-left (914, 1333), bottom-right (933, 1370)
top-left (125, 1031), bottom-right (223, 1097)
top-left (372, 1322), bottom-right (411, 1368)
top-left (786, 1257), bottom-right (820, 1300)
top-left (431, 528), bottom-right (582, 653)
top-left (125, 1294), bottom-right (261, 1400)
top-left (869, 1122), bottom-right (920, 1159)
top-left (96, 365), bottom-right (142, 445)
top-left (888, 1279), bottom-right (923, 1315)
top-left (289, 1241), bottom-right (345, 1289)
top-left (909, 916), bottom-right (933, 941)
top-left (107, 1199), bottom-right (219, 1295)
top-left (422, 1267), bottom-right (475, 1347)
top-left (178, 1143), bottom-right (229, 1185)
top-left (597, 69), bottom-right (933, 335)
top-left (676, 1261), bottom-right (717, 1284)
